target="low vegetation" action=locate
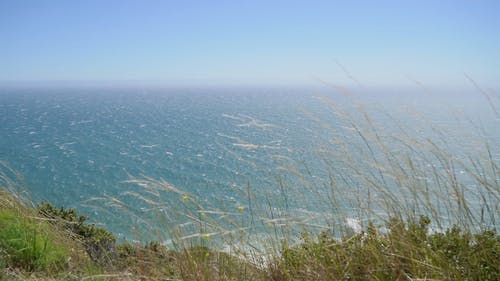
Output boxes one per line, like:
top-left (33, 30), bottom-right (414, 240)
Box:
top-left (272, 216), bottom-right (498, 280)
top-left (0, 190), bottom-right (498, 280)
top-left (0, 208), bottom-right (67, 271)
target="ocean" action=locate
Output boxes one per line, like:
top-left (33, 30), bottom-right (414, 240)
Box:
top-left (0, 85), bottom-right (498, 241)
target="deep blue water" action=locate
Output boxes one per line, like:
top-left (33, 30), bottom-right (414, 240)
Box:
top-left (0, 86), bottom-right (498, 240)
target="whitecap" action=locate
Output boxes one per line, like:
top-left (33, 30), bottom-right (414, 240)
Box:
top-left (346, 218), bottom-right (362, 233)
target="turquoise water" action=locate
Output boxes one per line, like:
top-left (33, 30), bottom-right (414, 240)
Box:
top-left (0, 86), bottom-right (498, 240)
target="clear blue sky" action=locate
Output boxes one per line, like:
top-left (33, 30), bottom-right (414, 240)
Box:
top-left (1, 0), bottom-right (499, 88)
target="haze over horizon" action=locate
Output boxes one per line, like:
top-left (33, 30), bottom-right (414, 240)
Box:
top-left (1, 0), bottom-right (499, 89)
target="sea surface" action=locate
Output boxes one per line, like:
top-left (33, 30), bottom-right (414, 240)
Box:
top-left (0, 85), bottom-right (498, 241)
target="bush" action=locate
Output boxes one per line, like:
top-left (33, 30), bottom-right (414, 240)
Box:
top-left (273, 216), bottom-right (499, 281)
top-left (37, 202), bottom-right (116, 263)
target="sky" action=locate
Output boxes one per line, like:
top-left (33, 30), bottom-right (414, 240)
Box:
top-left (0, 0), bottom-right (499, 88)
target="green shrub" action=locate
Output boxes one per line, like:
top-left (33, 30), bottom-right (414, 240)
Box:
top-left (274, 217), bottom-right (499, 280)
top-left (428, 227), bottom-right (499, 280)
top-left (0, 209), bottom-right (67, 271)
top-left (37, 202), bottom-right (116, 263)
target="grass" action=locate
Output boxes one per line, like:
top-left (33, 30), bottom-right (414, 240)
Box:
top-left (0, 208), bottom-right (67, 271)
top-left (1, 192), bottom-right (498, 280)
top-left (0, 85), bottom-right (499, 280)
